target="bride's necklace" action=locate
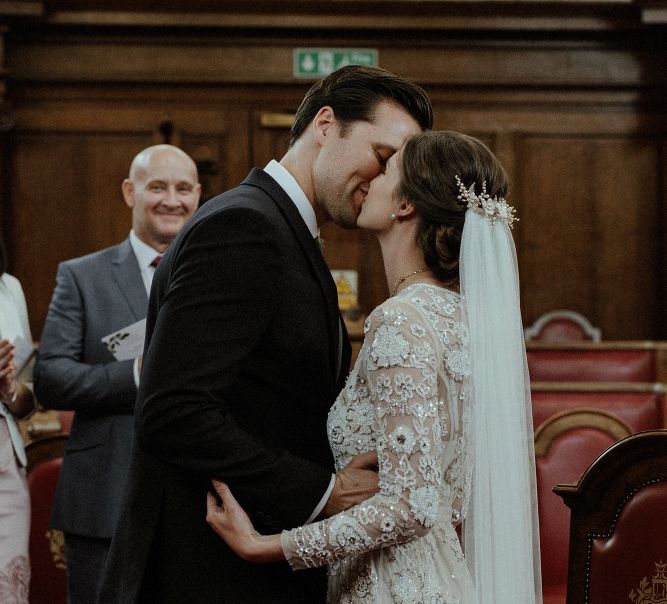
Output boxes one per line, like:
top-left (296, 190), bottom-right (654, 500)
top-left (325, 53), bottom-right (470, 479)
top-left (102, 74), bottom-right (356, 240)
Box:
top-left (391, 268), bottom-right (428, 296)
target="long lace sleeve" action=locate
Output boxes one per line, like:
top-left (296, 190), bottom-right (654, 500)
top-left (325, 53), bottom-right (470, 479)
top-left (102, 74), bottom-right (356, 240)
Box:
top-left (281, 296), bottom-right (460, 570)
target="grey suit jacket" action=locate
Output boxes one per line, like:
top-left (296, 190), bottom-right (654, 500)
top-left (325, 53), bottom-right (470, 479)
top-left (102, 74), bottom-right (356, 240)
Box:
top-left (34, 238), bottom-right (147, 539)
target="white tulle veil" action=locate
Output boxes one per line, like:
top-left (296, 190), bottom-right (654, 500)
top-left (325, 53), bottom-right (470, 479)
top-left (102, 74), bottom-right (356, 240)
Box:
top-left (459, 190), bottom-right (542, 603)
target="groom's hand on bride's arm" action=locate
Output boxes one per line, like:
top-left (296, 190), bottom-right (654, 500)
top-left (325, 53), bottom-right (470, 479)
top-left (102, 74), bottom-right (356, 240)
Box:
top-left (319, 451), bottom-right (379, 519)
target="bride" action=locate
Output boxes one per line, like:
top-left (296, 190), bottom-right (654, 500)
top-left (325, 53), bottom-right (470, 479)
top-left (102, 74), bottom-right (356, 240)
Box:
top-left (206, 130), bottom-right (543, 603)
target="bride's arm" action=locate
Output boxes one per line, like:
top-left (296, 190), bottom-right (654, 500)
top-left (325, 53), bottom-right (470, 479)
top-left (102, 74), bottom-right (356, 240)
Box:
top-left (279, 301), bottom-right (448, 569)
top-left (206, 452), bottom-right (380, 563)
top-left (206, 482), bottom-right (283, 563)
top-left (206, 299), bottom-right (452, 568)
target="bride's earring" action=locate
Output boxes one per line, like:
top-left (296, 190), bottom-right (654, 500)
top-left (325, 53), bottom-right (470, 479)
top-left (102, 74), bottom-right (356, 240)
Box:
top-left (390, 213), bottom-right (397, 220)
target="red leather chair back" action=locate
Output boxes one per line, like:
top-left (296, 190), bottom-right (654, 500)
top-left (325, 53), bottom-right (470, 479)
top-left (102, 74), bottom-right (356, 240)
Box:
top-left (554, 431), bottom-right (667, 604)
top-left (527, 349), bottom-right (656, 382)
top-left (590, 482), bottom-right (667, 604)
top-left (26, 435), bottom-right (68, 604)
top-left (534, 411), bottom-right (631, 603)
top-left (524, 310), bottom-right (601, 343)
top-left (531, 389), bottom-right (664, 433)
top-left (533, 319), bottom-right (595, 342)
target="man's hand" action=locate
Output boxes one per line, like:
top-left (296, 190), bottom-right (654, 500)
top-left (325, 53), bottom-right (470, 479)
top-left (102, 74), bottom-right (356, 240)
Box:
top-left (319, 451), bottom-right (379, 518)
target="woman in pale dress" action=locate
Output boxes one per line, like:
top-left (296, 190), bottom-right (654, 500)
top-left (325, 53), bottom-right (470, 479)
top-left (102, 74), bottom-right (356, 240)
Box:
top-left (0, 236), bottom-right (36, 604)
top-left (206, 131), bottom-right (542, 603)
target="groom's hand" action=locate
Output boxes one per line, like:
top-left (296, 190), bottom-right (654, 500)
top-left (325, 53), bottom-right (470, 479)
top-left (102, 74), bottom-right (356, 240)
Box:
top-left (319, 451), bottom-right (379, 518)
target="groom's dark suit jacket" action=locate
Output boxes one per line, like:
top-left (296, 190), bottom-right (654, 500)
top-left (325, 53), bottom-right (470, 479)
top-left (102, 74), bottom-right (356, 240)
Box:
top-left (98, 169), bottom-right (351, 603)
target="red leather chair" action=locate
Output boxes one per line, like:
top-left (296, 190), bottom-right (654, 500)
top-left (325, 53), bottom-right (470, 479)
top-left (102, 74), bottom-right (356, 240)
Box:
top-left (531, 383), bottom-right (665, 432)
top-left (527, 346), bottom-right (658, 382)
top-left (554, 430), bottom-right (667, 604)
top-left (534, 409), bottom-right (632, 604)
top-left (25, 434), bottom-right (68, 604)
top-left (524, 309), bottom-right (601, 343)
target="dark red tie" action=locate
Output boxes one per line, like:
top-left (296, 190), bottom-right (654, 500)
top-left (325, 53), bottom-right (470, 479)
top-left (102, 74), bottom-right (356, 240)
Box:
top-left (150, 255), bottom-right (162, 268)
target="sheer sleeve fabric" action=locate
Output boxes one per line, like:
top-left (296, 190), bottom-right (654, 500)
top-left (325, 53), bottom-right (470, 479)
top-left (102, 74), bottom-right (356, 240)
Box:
top-left (281, 298), bottom-right (453, 570)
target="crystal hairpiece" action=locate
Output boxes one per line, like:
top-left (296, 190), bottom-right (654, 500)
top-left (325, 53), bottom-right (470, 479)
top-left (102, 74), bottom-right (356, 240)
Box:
top-left (455, 175), bottom-right (517, 228)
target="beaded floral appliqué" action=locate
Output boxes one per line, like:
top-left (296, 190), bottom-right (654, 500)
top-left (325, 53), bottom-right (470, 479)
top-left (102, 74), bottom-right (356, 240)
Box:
top-left (283, 284), bottom-right (471, 602)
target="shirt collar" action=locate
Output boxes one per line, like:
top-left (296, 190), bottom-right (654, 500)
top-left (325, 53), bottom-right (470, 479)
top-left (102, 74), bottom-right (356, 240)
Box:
top-left (129, 230), bottom-right (162, 268)
top-left (264, 160), bottom-right (318, 238)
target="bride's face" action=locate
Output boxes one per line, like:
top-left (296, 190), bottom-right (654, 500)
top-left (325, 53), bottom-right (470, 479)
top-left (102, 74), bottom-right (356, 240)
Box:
top-left (356, 148), bottom-right (403, 233)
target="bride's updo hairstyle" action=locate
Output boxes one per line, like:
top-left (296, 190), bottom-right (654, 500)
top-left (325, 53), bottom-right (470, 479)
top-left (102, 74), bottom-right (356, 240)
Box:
top-left (397, 130), bottom-right (509, 285)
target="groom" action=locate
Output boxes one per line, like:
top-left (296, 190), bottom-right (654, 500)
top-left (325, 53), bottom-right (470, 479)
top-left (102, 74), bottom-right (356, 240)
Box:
top-left (98, 66), bottom-right (432, 603)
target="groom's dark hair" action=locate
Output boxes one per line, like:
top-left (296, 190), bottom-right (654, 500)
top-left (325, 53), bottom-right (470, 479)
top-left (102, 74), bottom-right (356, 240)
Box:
top-left (289, 65), bottom-right (433, 147)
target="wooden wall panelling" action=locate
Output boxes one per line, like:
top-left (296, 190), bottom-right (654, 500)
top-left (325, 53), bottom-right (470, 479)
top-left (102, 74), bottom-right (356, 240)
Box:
top-left (251, 110), bottom-right (292, 169)
top-left (429, 88), bottom-right (665, 340)
top-left (516, 133), bottom-right (662, 340)
top-left (163, 104), bottom-right (247, 201)
top-left (13, 87), bottom-right (661, 340)
top-left (10, 131), bottom-right (151, 336)
top-left (594, 137), bottom-right (660, 338)
top-left (517, 134), bottom-right (605, 328)
top-left (2, 20), bottom-right (665, 339)
top-left (7, 30), bottom-right (665, 90)
top-left (8, 89), bottom-right (249, 337)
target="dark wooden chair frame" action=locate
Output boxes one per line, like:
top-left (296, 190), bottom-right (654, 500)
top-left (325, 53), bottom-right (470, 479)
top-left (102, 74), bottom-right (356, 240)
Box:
top-left (554, 430), bottom-right (667, 604)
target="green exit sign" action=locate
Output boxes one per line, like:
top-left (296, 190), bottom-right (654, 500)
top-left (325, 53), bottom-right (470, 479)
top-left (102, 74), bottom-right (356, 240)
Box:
top-left (293, 48), bottom-right (378, 79)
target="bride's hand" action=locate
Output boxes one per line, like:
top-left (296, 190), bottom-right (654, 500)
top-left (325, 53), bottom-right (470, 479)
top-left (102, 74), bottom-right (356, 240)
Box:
top-left (206, 480), bottom-right (284, 564)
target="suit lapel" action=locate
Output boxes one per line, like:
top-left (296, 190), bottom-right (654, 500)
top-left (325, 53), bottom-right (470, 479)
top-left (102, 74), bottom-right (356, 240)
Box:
top-left (242, 169), bottom-right (344, 381)
top-left (110, 238), bottom-right (149, 322)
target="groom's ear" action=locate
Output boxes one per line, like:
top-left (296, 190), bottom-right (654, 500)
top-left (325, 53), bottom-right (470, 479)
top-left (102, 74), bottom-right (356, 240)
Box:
top-left (313, 106), bottom-right (336, 143)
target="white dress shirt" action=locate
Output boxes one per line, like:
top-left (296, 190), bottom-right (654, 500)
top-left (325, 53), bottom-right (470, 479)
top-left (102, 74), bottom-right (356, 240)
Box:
top-left (130, 230), bottom-right (163, 295)
top-left (264, 160), bottom-right (319, 239)
top-left (129, 230), bottom-right (163, 386)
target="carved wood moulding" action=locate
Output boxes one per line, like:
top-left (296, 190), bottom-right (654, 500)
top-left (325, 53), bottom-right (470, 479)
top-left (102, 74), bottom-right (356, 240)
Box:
top-left (3, 0), bottom-right (657, 32)
top-left (0, 1), bottom-right (43, 18)
top-left (637, 0), bottom-right (667, 22)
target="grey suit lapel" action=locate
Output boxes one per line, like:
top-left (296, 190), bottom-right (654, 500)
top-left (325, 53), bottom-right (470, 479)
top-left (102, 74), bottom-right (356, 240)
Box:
top-left (110, 238), bottom-right (148, 322)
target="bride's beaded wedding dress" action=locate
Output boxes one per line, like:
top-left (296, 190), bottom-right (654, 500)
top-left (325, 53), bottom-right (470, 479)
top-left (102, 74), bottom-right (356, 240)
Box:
top-left (281, 282), bottom-right (474, 603)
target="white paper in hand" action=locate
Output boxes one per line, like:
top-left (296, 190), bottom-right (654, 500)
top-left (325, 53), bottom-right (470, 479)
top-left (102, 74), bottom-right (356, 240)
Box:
top-left (101, 318), bottom-right (147, 361)
top-left (12, 336), bottom-right (36, 374)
